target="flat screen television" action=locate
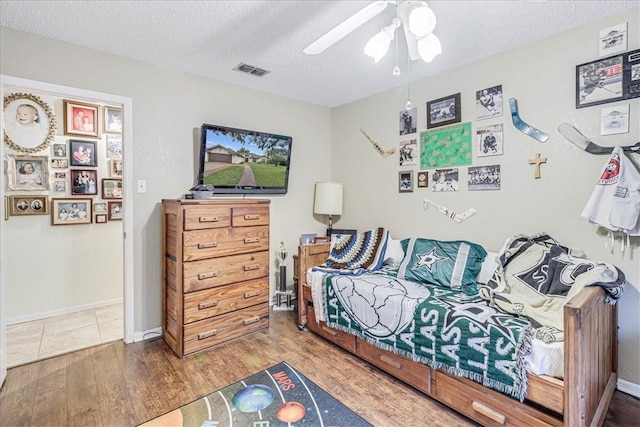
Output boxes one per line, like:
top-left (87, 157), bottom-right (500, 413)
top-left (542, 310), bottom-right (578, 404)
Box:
top-left (197, 123), bottom-right (292, 195)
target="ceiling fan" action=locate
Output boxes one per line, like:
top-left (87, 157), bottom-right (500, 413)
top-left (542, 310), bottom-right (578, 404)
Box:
top-left (303, 1), bottom-right (442, 64)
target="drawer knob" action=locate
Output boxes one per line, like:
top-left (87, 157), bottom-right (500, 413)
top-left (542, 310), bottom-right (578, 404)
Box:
top-left (471, 401), bottom-right (506, 424)
top-left (198, 272), bottom-right (218, 280)
top-left (244, 264), bottom-right (260, 271)
top-left (199, 216), bottom-right (219, 222)
top-left (379, 354), bottom-right (402, 370)
top-left (197, 242), bottom-right (218, 249)
top-left (244, 237), bottom-right (260, 243)
top-left (244, 290), bottom-right (261, 298)
top-left (198, 329), bottom-right (218, 340)
top-left (198, 300), bottom-right (218, 310)
top-left (244, 214), bottom-right (260, 220)
top-left (243, 316), bottom-right (261, 326)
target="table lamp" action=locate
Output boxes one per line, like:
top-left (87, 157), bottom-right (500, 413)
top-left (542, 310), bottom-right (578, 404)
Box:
top-left (313, 182), bottom-right (343, 236)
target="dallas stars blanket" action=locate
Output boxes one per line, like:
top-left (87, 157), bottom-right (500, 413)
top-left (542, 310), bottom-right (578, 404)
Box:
top-left (322, 273), bottom-right (532, 401)
top-left (478, 233), bottom-right (625, 343)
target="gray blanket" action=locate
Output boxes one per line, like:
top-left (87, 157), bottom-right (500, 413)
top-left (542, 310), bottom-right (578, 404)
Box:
top-left (478, 233), bottom-right (625, 343)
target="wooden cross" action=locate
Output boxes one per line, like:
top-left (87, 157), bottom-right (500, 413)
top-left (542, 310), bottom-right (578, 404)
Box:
top-left (528, 153), bottom-right (547, 179)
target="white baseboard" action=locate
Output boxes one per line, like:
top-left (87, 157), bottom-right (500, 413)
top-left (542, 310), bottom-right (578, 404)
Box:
top-left (6, 298), bottom-right (123, 325)
top-left (134, 327), bottom-right (162, 342)
top-left (617, 378), bottom-right (640, 398)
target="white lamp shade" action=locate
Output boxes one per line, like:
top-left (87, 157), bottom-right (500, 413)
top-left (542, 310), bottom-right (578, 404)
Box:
top-left (313, 182), bottom-right (343, 215)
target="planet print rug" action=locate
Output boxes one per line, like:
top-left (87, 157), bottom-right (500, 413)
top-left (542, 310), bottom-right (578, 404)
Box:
top-left (139, 361), bottom-right (372, 427)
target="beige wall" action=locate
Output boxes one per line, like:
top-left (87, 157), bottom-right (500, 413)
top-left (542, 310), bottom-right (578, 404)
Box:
top-left (1, 6), bottom-right (639, 387)
top-left (0, 27), bottom-right (333, 334)
top-left (331, 8), bottom-right (640, 385)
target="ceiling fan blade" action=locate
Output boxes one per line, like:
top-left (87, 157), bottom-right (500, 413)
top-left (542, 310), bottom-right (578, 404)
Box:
top-left (303, 1), bottom-right (393, 55)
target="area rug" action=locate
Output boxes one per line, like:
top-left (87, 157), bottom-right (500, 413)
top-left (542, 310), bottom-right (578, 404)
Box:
top-left (139, 361), bottom-right (372, 426)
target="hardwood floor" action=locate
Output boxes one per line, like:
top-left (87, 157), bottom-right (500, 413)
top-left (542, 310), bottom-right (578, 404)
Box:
top-left (1, 310), bottom-right (638, 426)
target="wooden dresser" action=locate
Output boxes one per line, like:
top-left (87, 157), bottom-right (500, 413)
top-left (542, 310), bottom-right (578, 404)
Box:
top-left (162, 198), bottom-right (271, 358)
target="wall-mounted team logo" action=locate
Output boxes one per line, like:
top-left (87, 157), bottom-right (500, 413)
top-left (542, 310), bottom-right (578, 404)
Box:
top-left (598, 152), bottom-right (620, 185)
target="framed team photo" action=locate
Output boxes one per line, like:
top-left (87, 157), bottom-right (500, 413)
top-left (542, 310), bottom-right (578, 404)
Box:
top-left (427, 93), bottom-right (461, 129)
top-left (468, 165), bottom-right (501, 191)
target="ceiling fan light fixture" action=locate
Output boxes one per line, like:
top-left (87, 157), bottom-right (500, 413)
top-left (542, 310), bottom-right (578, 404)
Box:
top-left (408, 4), bottom-right (436, 38)
top-left (417, 33), bottom-right (442, 62)
top-left (364, 19), bottom-right (399, 63)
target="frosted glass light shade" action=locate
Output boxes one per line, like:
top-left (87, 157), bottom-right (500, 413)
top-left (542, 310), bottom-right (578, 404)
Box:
top-left (364, 31), bottom-right (392, 63)
top-left (313, 182), bottom-right (343, 215)
top-left (408, 5), bottom-right (436, 38)
top-left (417, 33), bottom-right (442, 62)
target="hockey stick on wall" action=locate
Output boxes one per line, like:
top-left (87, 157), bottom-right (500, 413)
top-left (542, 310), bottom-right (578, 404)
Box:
top-left (558, 123), bottom-right (640, 154)
top-left (360, 128), bottom-right (397, 158)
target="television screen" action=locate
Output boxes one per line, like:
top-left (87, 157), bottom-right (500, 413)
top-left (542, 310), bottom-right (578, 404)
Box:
top-left (197, 123), bottom-right (292, 194)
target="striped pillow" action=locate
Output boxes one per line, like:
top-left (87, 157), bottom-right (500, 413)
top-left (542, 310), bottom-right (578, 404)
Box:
top-left (322, 227), bottom-right (389, 272)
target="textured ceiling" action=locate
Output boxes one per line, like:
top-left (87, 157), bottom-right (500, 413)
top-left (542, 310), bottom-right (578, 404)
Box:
top-left (1, 1), bottom-right (637, 107)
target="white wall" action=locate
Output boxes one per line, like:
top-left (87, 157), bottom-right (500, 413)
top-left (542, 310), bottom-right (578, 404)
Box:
top-left (0, 27), bottom-right (333, 334)
top-left (330, 8), bottom-right (640, 385)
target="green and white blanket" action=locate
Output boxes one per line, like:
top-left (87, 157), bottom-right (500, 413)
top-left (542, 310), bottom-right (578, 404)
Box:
top-left (322, 273), bottom-right (532, 401)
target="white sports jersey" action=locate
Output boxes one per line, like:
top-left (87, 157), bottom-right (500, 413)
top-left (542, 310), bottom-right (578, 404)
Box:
top-left (581, 147), bottom-right (640, 236)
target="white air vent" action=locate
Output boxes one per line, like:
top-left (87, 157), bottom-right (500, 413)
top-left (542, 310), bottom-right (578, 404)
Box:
top-left (233, 63), bottom-right (270, 77)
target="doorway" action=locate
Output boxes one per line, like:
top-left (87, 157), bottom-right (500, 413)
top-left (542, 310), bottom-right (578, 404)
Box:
top-left (0, 75), bottom-right (135, 384)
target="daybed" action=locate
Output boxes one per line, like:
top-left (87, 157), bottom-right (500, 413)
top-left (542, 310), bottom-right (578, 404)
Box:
top-left (296, 232), bottom-right (621, 427)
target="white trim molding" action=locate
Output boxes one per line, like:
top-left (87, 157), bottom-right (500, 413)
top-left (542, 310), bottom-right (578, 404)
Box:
top-left (617, 378), bottom-right (640, 399)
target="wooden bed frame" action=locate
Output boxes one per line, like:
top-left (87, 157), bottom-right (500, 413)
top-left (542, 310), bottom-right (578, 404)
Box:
top-left (295, 243), bottom-right (618, 427)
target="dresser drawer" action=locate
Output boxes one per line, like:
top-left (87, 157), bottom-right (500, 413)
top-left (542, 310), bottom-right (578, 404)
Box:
top-left (434, 372), bottom-right (561, 427)
top-left (183, 206), bottom-right (231, 231)
top-left (232, 206), bottom-right (269, 227)
top-left (184, 251), bottom-right (269, 293)
top-left (306, 305), bottom-right (356, 353)
top-left (357, 339), bottom-right (431, 395)
top-left (183, 303), bottom-right (269, 355)
top-left (184, 278), bottom-right (268, 323)
top-left (183, 225), bottom-right (269, 261)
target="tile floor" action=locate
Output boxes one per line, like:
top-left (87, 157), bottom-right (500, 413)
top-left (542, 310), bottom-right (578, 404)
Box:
top-left (6, 303), bottom-right (123, 368)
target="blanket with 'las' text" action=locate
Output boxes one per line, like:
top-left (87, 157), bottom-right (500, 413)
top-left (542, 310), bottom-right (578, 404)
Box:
top-left (478, 233), bottom-right (625, 343)
top-left (322, 272), bottom-right (532, 401)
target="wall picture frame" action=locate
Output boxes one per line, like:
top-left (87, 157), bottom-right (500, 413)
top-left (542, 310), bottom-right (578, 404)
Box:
top-left (9, 195), bottom-right (49, 216)
top-left (6, 154), bottom-right (49, 191)
top-left (3, 92), bottom-right (57, 154)
top-left (70, 169), bottom-right (98, 195)
top-left (399, 170), bottom-right (414, 193)
top-left (51, 198), bottom-right (92, 225)
top-left (427, 93), bottom-right (461, 129)
top-left (108, 201), bottom-right (123, 221)
top-left (94, 202), bottom-right (107, 213)
top-left (577, 54), bottom-right (623, 108)
top-left (95, 213), bottom-right (108, 224)
top-left (102, 178), bottom-right (123, 199)
top-left (417, 171), bottom-right (429, 188)
top-left (106, 134), bottom-right (123, 158)
top-left (63, 100), bottom-right (101, 138)
top-left (51, 143), bottom-right (67, 158)
top-left (69, 139), bottom-right (97, 167)
top-left (102, 178), bottom-right (122, 199)
top-left (104, 105), bottom-right (122, 134)
top-left (109, 159), bottom-right (123, 177)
